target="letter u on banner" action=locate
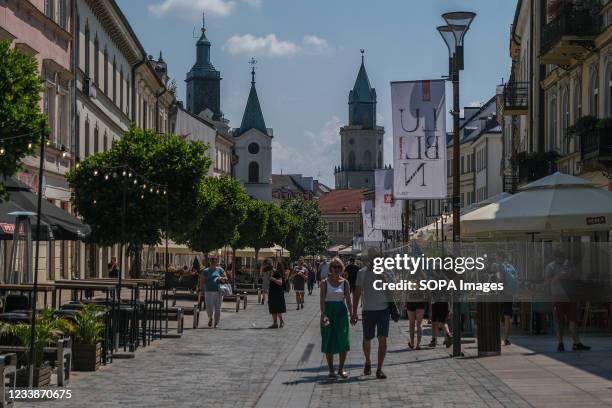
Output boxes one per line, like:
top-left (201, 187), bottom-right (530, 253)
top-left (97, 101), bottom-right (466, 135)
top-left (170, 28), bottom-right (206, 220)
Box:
top-left (391, 80), bottom-right (447, 199)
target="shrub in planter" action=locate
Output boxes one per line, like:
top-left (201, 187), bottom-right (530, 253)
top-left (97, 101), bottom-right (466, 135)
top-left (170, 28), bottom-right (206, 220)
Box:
top-left (63, 304), bottom-right (105, 371)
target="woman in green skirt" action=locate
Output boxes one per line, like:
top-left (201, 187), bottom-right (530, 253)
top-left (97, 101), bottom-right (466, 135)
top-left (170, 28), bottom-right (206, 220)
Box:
top-left (320, 257), bottom-right (353, 379)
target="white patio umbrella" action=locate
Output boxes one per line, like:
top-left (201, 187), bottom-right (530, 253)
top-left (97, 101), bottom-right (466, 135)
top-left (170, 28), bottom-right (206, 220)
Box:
top-left (461, 172), bottom-right (612, 237)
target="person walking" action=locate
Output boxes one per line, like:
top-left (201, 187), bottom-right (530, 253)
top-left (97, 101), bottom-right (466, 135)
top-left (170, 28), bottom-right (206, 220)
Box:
top-left (267, 262), bottom-right (286, 328)
top-left (320, 257), bottom-right (352, 380)
top-left (406, 269), bottom-right (427, 350)
top-left (292, 259), bottom-right (307, 309)
top-left (261, 259), bottom-right (271, 305)
top-left (345, 258), bottom-right (360, 294)
top-left (429, 299), bottom-right (452, 348)
top-left (307, 263), bottom-right (316, 295)
top-left (318, 257), bottom-right (330, 286)
top-left (201, 256), bottom-right (228, 328)
top-left (492, 251), bottom-right (519, 346)
top-left (108, 257), bottom-right (119, 278)
top-left (351, 248), bottom-right (390, 379)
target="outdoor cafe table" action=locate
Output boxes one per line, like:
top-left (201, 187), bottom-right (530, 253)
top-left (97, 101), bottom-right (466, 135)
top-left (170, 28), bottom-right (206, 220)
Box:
top-left (0, 283), bottom-right (56, 309)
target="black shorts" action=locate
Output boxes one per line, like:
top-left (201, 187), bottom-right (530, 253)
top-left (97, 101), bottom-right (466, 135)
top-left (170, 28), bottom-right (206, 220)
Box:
top-left (362, 308), bottom-right (390, 340)
top-left (501, 302), bottom-right (513, 317)
top-left (431, 302), bottom-right (449, 323)
top-left (406, 302), bottom-right (426, 312)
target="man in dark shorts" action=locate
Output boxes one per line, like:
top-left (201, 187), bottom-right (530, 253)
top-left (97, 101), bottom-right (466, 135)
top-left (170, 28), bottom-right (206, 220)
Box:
top-left (429, 301), bottom-right (452, 348)
top-left (345, 258), bottom-right (360, 293)
top-left (544, 250), bottom-right (590, 352)
top-left (351, 248), bottom-right (390, 379)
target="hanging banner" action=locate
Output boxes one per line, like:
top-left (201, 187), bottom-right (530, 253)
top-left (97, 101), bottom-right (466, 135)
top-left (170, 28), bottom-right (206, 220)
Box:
top-left (391, 80), bottom-right (447, 199)
top-left (374, 169), bottom-right (403, 231)
top-left (361, 200), bottom-right (383, 242)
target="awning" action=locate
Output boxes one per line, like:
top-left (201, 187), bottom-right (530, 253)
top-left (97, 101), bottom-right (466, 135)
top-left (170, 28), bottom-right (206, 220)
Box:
top-left (0, 177), bottom-right (90, 241)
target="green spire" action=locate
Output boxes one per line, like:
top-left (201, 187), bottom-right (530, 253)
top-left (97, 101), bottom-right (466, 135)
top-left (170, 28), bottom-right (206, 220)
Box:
top-left (348, 50), bottom-right (376, 128)
top-left (236, 59), bottom-right (267, 137)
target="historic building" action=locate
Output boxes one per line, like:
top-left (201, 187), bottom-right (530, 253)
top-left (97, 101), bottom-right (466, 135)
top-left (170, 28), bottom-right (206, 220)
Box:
top-left (232, 65), bottom-right (273, 201)
top-left (319, 189), bottom-right (365, 246)
top-left (334, 53), bottom-right (385, 189)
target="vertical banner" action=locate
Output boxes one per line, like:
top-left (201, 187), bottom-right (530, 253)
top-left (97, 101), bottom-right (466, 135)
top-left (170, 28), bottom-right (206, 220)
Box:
top-left (391, 80), bottom-right (447, 199)
top-left (374, 169), bottom-right (403, 231)
top-left (361, 200), bottom-right (383, 242)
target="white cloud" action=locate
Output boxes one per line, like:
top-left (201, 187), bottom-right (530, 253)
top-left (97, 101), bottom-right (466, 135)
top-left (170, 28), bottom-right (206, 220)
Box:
top-left (148, 0), bottom-right (236, 19)
top-left (223, 34), bottom-right (330, 57)
top-left (223, 34), bottom-right (301, 57)
top-left (241, 0), bottom-right (262, 7)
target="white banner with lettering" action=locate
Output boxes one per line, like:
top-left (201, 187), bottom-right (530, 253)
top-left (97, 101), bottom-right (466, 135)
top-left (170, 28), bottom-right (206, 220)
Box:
top-left (361, 200), bottom-right (383, 242)
top-left (374, 169), bottom-right (403, 231)
top-left (391, 80), bottom-right (447, 199)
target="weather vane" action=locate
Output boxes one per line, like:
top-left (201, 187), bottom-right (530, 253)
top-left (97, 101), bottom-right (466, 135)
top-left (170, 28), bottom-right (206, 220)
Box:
top-left (360, 48), bottom-right (365, 62)
top-left (249, 57), bottom-right (258, 84)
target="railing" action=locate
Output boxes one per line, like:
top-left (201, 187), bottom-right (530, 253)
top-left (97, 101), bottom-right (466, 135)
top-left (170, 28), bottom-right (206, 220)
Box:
top-left (581, 125), bottom-right (612, 162)
top-left (503, 81), bottom-right (529, 112)
top-left (518, 158), bottom-right (557, 184)
top-left (503, 175), bottom-right (519, 193)
top-left (541, 3), bottom-right (601, 56)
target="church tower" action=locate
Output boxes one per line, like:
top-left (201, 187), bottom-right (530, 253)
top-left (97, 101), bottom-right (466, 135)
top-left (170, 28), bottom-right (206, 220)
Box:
top-left (232, 59), bottom-right (273, 201)
top-left (334, 51), bottom-right (385, 189)
top-left (186, 13), bottom-right (222, 120)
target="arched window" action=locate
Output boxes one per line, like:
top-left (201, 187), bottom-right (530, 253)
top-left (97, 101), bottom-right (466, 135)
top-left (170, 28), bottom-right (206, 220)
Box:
top-left (348, 150), bottom-right (356, 169)
top-left (93, 125), bottom-right (99, 154)
top-left (103, 47), bottom-right (108, 95)
top-left (248, 162), bottom-right (259, 183)
top-left (572, 79), bottom-right (582, 124)
top-left (103, 131), bottom-right (108, 152)
top-left (119, 68), bottom-right (124, 112)
top-left (561, 87), bottom-right (569, 154)
top-left (93, 34), bottom-right (99, 85)
top-left (126, 75), bottom-right (130, 116)
top-left (377, 150), bottom-right (383, 168)
top-left (112, 57), bottom-right (117, 104)
top-left (548, 96), bottom-right (557, 151)
top-left (589, 67), bottom-right (599, 116)
top-left (363, 150), bottom-right (372, 169)
top-left (84, 120), bottom-right (90, 157)
top-left (84, 21), bottom-right (90, 76)
top-left (605, 60), bottom-right (612, 117)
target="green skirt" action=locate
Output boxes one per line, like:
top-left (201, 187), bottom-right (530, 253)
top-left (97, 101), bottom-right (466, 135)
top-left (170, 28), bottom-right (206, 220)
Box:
top-left (321, 301), bottom-right (350, 354)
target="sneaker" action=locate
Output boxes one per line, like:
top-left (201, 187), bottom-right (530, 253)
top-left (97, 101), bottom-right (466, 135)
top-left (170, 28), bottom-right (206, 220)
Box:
top-left (572, 343), bottom-right (591, 351)
top-left (375, 370), bottom-right (387, 379)
top-left (504, 339), bottom-right (511, 346)
top-left (364, 363), bottom-right (371, 376)
top-left (557, 342), bottom-right (565, 352)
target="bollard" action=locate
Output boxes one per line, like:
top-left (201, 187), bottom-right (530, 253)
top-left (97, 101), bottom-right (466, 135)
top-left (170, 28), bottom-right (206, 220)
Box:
top-left (243, 292), bottom-right (248, 310)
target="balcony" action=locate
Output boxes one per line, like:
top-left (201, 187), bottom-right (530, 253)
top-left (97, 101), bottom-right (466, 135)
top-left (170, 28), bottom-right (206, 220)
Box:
top-left (503, 80), bottom-right (528, 115)
top-left (512, 152), bottom-right (558, 184)
top-left (580, 120), bottom-right (612, 163)
top-left (540, 3), bottom-right (601, 65)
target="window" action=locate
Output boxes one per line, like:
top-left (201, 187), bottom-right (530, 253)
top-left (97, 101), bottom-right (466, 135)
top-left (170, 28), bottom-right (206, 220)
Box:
top-left (103, 47), bottom-right (108, 95)
top-left (84, 120), bottom-right (90, 157)
top-left (45, 0), bottom-right (55, 20)
top-left (348, 221), bottom-right (354, 233)
top-left (348, 151), bottom-right (356, 169)
top-left (84, 22), bottom-right (90, 76)
top-left (103, 132), bottom-right (108, 152)
top-left (573, 80), bottom-right (581, 124)
top-left (460, 156), bottom-right (464, 174)
top-left (58, 0), bottom-right (67, 29)
top-left (589, 68), bottom-right (599, 116)
top-left (377, 150), bottom-right (383, 168)
top-left (248, 161), bottom-right (259, 183)
top-left (363, 150), bottom-right (372, 169)
top-left (561, 87), bottom-right (569, 154)
top-left (606, 61), bottom-right (612, 117)
top-left (248, 142), bottom-right (259, 154)
top-left (112, 57), bottom-right (117, 104)
top-left (93, 126), bottom-right (99, 154)
top-left (93, 35), bottom-right (99, 85)
top-left (126, 76), bottom-right (130, 116)
top-left (119, 68), bottom-right (124, 111)
top-left (548, 96), bottom-right (557, 151)
top-left (338, 222), bottom-right (344, 234)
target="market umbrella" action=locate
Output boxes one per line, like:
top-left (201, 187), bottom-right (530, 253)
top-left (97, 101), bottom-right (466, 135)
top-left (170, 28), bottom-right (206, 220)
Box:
top-left (461, 172), bottom-right (612, 237)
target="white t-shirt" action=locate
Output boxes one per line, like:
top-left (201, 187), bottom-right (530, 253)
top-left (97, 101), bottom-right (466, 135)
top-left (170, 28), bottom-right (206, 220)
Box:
top-left (319, 262), bottom-right (330, 280)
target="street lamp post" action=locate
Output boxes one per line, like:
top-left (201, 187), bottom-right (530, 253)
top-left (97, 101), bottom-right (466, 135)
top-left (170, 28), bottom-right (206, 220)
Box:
top-left (437, 11), bottom-right (476, 358)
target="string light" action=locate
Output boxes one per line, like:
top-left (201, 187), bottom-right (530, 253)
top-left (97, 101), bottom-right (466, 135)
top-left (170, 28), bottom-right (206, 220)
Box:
top-left (140, 194), bottom-right (145, 199)
top-left (128, 172), bottom-right (132, 178)
top-left (93, 199), bottom-right (97, 205)
top-left (122, 170), bottom-right (127, 177)
top-left (104, 174), bottom-right (109, 180)
top-left (27, 143), bottom-right (33, 149)
top-left (93, 170), bottom-right (99, 176)
top-left (75, 162), bottom-right (80, 169)
top-left (149, 187), bottom-right (154, 193)
top-left (133, 179), bottom-right (138, 185)
top-left (0, 147), bottom-right (5, 155)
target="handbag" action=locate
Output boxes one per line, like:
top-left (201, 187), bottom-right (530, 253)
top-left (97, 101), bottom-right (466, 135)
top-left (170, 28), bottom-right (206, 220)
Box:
top-left (218, 283), bottom-right (233, 297)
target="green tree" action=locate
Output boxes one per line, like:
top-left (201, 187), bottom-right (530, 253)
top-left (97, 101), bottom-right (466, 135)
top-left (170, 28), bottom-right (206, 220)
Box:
top-left (0, 41), bottom-right (47, 198)
top-left (281, 197), bottom-right (329, 259)
top-left (231, 199), bottom-right (269, 270)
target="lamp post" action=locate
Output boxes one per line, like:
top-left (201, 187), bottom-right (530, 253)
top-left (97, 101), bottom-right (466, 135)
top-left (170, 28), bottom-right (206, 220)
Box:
top-left (437, 11), bottom-right (476, 358)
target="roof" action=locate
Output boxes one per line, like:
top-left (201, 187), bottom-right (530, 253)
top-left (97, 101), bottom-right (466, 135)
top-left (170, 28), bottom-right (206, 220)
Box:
top-left (272, 175), bottom-right (307, 193)
top-left (235, 83), bottom-right (268, 137)
top-left (448, 96), bottom-right (499, 147)
top-left (319, 189), bottom-right (366, 214)
top-left (350, 60), bottom-right (375, 104)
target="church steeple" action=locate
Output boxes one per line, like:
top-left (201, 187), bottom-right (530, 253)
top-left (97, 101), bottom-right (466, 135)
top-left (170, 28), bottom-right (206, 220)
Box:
top-left (348, 50), bottom-right (377, 129)
top-left (185, 11), bottom-right (222, 120)
top-left (236, 58), bottom-right (267, 137)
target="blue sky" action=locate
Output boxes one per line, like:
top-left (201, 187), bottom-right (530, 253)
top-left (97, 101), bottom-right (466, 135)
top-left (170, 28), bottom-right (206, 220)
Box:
top-left (116, 0), bottom-right (517, 187)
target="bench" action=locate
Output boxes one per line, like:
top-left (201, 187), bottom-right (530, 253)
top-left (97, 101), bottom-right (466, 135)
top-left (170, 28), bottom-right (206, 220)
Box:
top-left (0, 337), bottom-right (71, 386)
top-left (158, 306), bottom-right (184, 334)
top-left (0, 353), bottom-right (16, 408)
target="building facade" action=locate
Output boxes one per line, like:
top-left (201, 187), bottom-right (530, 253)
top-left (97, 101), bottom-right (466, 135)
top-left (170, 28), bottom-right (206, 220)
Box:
top-left (334, 53), bottom-right (385, 189)
top-left (319, 189), bottom-right (365, 246)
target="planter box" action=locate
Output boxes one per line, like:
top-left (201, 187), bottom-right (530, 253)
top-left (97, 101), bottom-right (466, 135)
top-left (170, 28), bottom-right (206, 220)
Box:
top-left (16, 366), bottom-right (52, 387)
top-left (72, 343), bottom-right (101, 372)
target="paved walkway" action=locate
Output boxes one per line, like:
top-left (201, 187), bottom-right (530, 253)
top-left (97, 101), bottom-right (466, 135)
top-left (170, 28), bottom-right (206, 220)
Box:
top-left (19, 290), bottom-right (612, 407)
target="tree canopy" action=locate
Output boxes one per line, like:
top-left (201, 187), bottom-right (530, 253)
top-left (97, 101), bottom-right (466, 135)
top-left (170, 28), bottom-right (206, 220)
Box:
top-left (281, 197), bottom-right (328, 259)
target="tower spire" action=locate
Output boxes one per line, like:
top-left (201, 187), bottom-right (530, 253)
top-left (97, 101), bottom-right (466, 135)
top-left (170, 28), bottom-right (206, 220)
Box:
top-left (360, 48), bottom-right (364, 64)
top-left (249, 57), bottom-right (257, 85)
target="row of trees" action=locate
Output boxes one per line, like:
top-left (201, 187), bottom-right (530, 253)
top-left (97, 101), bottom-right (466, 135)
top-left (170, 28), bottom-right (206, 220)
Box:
top-left (67, 128), bottom-right (329, 275)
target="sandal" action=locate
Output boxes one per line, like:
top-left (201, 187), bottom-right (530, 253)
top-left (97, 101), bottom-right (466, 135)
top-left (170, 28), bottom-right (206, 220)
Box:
top-left (408, 342), bottom-right (414, 350)
top-left (364, 363), bottom-right (371, 376)
top-left (338, 370), bottom-right (349, 379)
top-left (376, 370), bottom-right (387, 379)
top-left (268, 324), bottom-right (278, 329)
top-left (279, 321), bottom-right (284, 328)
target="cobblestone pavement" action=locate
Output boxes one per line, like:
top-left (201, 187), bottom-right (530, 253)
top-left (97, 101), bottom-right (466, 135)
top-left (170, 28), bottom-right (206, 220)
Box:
top-left (20, 290), bottom-right (533, 408)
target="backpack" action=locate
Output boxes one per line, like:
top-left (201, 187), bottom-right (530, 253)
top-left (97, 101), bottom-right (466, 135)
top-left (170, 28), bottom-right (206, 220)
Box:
top-left (502, 262), bottom-right (519, 291)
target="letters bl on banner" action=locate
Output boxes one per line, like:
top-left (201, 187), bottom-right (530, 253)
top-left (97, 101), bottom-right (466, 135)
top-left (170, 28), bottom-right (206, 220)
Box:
top-left (374, 169), bottom-right (403, 231)
top-left (391, 80), bottom-right (447, 199)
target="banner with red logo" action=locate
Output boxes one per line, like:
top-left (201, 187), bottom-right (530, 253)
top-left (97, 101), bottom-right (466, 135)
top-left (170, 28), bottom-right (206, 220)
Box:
top-left (361, 200), bottom-right (383, 242)
top-left (374, 169), bottom-right (403, 231)
top-left (391, 80), bottom-right (447, 199)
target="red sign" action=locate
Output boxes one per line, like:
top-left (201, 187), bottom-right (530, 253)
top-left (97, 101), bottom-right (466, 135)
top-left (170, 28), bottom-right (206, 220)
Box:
top-left (384, 194), bottom-right (393, 204)
top-left (586, 216), bottom-right (606, 225)
top-left (422, 80), bottom-right (431, 101)
top-left (0, 223), bottom-right (25, 236)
